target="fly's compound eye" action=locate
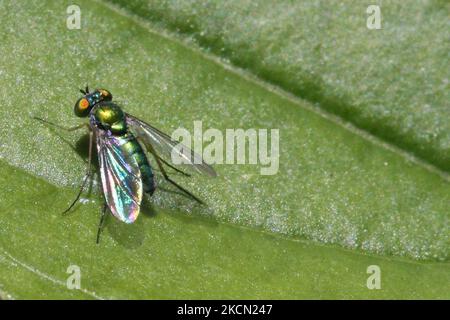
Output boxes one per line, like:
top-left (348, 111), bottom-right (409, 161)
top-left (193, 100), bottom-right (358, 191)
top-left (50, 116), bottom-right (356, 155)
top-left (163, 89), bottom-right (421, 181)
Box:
top-left (98, 89), bottom-right (112, 101)
top-left (74, 97), bottom-right (91, 117)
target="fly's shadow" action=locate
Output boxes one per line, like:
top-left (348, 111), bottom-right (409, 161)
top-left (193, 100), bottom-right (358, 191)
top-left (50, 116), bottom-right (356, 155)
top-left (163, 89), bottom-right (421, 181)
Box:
top-left (104, 212), bottom-right (146, 248)
top-left (103, 198), bottom-right (155, 248)
top-left (75, 132), bottom-right (99, 171)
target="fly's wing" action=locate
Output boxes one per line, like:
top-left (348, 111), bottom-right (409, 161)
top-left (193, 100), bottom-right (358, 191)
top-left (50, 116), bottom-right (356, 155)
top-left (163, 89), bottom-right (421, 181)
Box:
top-left (126, 113), bottom-right (217, 177)
top-left (96, 129), bottom-right (143, 223)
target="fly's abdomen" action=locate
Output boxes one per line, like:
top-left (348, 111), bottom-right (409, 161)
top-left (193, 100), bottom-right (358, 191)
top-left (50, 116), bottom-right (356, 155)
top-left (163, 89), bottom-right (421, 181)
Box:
top-left (122, 136), bottom-right (155, 195)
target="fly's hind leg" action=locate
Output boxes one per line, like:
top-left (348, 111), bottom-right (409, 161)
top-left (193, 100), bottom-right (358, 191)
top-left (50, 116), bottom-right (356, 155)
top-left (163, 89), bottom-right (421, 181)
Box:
top-left (156, 156), bottom-right (191, 177)
top-left (145, 143), bottom-right (203, 204)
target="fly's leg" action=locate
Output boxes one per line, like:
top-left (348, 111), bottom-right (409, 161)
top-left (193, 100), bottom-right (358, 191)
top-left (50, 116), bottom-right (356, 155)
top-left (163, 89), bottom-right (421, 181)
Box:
top-left (62, 129), bottom-right (94, 214)
top-left (96, 203), bottom-right (108, 244)
top-left (34, 117), bottom-right (91, 163)
top-left (33, 116), bottom-right (89, 132)
top-left (146, 143), bottom-right (203, 204)
top-left (140, 142), bottom-right (190, 177)
top-left (157, 156), bottom-right (191, 177)
top-left (33, 116), bottom-right (94, 213)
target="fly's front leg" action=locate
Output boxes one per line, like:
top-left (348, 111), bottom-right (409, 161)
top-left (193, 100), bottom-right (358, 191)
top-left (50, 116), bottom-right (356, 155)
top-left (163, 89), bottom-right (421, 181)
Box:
top-left (145, 142), bottom-right (203, 204)
top-left (33, 116), bottom-right (89, 132)
top-left (62, 129), bottom-right (94, 214)
top-left (33, 116), bottom-right (93, 212)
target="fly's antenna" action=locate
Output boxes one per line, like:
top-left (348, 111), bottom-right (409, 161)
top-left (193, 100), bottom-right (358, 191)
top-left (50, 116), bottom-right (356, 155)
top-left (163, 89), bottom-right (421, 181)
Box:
top-left (79, 85), bottom-right (90, 95)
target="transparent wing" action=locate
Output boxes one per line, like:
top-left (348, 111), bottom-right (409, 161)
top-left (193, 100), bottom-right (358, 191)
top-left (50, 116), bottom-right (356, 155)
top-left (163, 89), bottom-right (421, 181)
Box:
top-left (126, 113), bottom-right (217, 177)
top-left (96, 129), bottom-right (143, 223)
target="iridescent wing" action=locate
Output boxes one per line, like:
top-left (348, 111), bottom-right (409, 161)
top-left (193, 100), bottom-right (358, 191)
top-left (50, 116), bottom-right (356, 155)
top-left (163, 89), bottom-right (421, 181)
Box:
top-left (126, 113), bottom-right (217, 177)
top-left (96, 129), bottom-right (143, 223)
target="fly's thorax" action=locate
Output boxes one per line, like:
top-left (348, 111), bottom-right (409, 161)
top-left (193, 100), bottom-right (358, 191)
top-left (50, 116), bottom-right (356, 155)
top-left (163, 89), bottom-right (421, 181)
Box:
top-left (93, 102), bottom-right (127, 134)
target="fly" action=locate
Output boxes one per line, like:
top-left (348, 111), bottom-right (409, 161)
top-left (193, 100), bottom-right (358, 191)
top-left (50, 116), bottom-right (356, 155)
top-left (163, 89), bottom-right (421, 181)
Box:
top-left (34, 86), bottom-right (216, 243)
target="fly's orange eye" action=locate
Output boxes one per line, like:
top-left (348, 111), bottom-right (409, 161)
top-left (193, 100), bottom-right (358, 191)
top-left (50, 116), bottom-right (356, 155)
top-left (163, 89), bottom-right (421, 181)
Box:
top-left (79, 98), bottom-right (90, 110)
top-left (74, 97), bottom-right (91, 117)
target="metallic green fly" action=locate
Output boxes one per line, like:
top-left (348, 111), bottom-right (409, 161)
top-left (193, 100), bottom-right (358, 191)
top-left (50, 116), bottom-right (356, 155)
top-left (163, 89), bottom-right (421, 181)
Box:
top-left (35, 86), bottom-right (216, 243)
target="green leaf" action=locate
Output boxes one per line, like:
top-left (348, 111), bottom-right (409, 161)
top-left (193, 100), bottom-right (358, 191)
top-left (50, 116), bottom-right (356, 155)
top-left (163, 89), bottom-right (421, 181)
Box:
top-left (0, 0), bottom-right (448, 299)
top-left (1, 163), bottom-right (449, 299)
top-left (109, 0), bottom-right (450, 171)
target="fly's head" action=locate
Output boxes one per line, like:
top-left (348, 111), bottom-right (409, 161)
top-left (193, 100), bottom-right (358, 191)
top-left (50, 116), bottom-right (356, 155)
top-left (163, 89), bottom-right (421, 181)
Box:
top-left (74, 86), bottom-right (113, 117)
